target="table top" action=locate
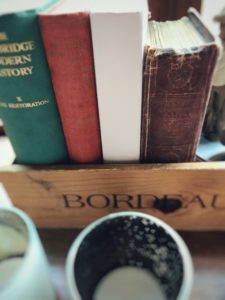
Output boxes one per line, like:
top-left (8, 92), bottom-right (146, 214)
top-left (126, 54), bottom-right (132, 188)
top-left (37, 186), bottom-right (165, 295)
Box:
top-left (39, 229), bottom-right (225, 300)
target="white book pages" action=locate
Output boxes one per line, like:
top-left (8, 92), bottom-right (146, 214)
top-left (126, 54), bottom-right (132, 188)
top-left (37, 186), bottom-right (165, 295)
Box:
top-left (91, 9), bottom-right (148, 162)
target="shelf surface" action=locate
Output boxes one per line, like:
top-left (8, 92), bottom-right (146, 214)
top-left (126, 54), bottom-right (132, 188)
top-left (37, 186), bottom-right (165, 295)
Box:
top-left (39, 229), bottom-right (225, 300)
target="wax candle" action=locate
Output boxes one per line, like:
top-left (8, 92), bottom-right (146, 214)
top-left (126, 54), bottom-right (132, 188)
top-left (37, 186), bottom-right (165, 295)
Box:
top-left (93, 266), bottom-right (166, 300)
top-left (0, 224), bottom-right (27, 287)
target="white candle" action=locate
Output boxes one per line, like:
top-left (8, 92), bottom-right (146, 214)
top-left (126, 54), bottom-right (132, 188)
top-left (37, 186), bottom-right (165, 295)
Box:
top-left (93, 266), bottom-right (166, 300)
top-left (0, 257), bottom-right (23, 286)
top-left (0, 225), bottom-right (27, 287)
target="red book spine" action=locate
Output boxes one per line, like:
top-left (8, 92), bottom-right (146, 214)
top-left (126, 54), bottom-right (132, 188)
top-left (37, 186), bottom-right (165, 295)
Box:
top-left (39, 13), bottom-right (102, 163)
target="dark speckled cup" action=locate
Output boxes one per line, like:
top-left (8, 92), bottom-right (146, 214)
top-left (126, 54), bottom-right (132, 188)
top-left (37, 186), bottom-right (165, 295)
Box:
top-left (66, 212), bottom-right (193, 300)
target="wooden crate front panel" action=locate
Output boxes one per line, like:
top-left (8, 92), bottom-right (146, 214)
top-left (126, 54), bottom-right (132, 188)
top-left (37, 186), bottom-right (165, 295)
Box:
top-left (0, 162), bottom-right (224, 230)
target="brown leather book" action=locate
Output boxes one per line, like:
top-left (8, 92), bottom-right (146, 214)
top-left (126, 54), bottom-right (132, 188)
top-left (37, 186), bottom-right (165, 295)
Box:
top-left (141, 8), bottom-right (220, 163)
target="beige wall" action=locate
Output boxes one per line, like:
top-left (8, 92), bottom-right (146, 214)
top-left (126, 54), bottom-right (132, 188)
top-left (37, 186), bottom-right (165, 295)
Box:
top-left (201, 0), bottom-right (225, 36)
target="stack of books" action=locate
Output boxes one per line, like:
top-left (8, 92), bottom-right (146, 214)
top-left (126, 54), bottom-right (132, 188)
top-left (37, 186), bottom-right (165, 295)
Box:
top-left (0, 0), bottom-right (220, 165)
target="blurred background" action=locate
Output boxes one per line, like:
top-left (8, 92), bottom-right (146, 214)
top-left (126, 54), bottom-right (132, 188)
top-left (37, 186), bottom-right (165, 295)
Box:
top-left (148, 0), bottom-right (224, 36)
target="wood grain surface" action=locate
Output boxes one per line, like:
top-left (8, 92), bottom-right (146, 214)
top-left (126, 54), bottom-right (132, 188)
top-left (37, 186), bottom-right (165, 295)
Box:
top-left (0, 162), bottom-right (225, 230)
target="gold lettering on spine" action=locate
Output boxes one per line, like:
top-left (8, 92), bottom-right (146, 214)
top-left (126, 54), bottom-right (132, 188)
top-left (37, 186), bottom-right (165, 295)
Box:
top-left (0, 32), bottom-right (8, 41)
top-left (8, 100), bottom-right (49, 108)
top-left (0, 66), bottom-right (33, 77)
top-left (16, 97), bottom-right (23, 102)
top-left (0, 34), bottom-right (45, 108)
top-left (0, 41), bottom-right (34, 53)
top-left (0, 102), bottom-right (7, 108)
top-left (0, 54), bottom-right (32, 66)
top-left (0, 99), bottom-right (49, 109)
top-left (0, 37), bottom-right (35, 77)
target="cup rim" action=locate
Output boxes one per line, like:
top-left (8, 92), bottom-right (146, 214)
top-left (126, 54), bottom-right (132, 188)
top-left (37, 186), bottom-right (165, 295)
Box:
top-left (0, 206), bottom-right (38, 291)
top-left (66, 211), bottom-right (193, 300)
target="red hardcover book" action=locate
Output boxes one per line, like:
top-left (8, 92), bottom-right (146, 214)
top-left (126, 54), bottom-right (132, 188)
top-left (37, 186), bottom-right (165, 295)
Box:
top-left (39, 12), bottom-right (102, 163)
top-left (141, 8), bottom-right (220, 163)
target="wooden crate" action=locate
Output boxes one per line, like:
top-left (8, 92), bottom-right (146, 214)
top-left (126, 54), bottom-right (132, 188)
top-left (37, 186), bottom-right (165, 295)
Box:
top-left (0, 160), bottom-right (225, 230)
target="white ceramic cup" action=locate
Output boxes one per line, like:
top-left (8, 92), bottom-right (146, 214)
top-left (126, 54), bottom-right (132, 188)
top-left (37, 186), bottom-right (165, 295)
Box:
top-left (0, 206), bottom-right (56, 300)
top-left (66, 212), bottom-right (193, 300)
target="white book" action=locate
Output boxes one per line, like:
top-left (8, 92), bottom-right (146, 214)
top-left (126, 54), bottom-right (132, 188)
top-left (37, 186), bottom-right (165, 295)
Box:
top-left (90, 0), bottom-right (148, 162)
top-left (41, 0), bottom-right (148, 163)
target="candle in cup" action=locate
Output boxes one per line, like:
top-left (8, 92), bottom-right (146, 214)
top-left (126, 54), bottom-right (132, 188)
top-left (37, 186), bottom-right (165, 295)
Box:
top-left (93, 266), bottom-right (166, 300)
top-left (0, 258), bottom-right (23, 286)
top-left (0, 224), bottom-right (27, 287)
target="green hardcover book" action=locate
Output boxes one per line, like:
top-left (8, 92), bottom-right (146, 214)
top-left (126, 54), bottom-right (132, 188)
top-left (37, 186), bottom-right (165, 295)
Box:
top-left (0, 0), bottom-right (69, 164)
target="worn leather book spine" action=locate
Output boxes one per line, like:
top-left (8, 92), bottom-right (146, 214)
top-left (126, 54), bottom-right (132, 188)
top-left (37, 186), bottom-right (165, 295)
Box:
top-left (39, 13), bottom-right (102, 163)
top-left (0, 11), bottom-right (68, 164)
top-left (141, 45), bottom-right (219, 163)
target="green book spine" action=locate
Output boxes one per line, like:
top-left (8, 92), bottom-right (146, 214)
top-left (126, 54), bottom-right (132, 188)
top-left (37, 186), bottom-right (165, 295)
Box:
top-left (0, 10), bottom-right (69, 164)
